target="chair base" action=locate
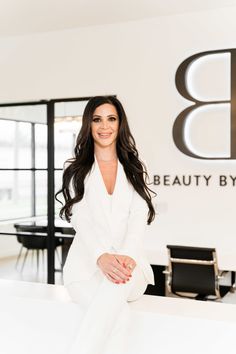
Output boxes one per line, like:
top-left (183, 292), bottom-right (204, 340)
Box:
top-left (171, 285), bottom-right (232, 301)
top-left (15, 247), bottom-right (63, 273)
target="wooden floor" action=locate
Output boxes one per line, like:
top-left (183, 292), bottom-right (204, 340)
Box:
top-left (0, 248), bottom-right (64, 285)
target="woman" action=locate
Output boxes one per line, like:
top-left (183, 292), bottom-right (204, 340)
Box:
top-left (56, 96), bottom-right (156, 354)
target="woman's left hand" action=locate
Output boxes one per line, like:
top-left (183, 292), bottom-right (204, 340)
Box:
top-left (112, 254), bottom-right (136, 274)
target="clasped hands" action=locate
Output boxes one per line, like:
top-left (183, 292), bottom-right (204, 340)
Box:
top-left (97, 253), bottom-right (136, 284)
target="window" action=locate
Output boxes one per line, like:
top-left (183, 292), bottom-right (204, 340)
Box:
top-left (0, 100), bottom-right (89, 221)
top-left (0, 105), bottom-right (47, 221)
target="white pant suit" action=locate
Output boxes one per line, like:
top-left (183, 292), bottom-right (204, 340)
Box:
top-left (63, 155), bottom-right (155, 354)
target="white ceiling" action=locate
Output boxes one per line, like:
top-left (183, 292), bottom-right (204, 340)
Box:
top-left (0, 0), bottom-right (236, 37)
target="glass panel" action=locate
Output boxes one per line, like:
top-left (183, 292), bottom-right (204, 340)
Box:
top-left (0, 103), bottom-right (47, 224)
top-left (54, 100), bottom-right (88, 169)
top-left (0, 120), bottom-right (31, 168)
top-left (0, 105), bottom-right (47, 124)
top-left (54, 127), bottom-right (78, 169)
top-left (17, 122), bottom-right (32, 168)
top-left (55, 100), bottom-right (88, 119)
top-left (0, 104), bottom-right (49, 283)
top-left (0, 120), bottom-right (14, 168)
top-left (35, 171), bottom-right (47, 216)
top-left (35, 123), bottom-right (47, 169)
top-left (55, 169), bottom-right (63, 218)
top-left (0, 171), bottom-right (32, 221)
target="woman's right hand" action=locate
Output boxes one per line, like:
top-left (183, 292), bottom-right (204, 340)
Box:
top-left (97, 253), bottom-right (132, 284)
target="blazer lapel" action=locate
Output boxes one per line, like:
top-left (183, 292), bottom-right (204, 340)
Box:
top-left (111, 159), bottom-right (133, 218)
top-left (85, 155), bottom-right (113, 233)
top-left (85, 155), bottom-right (133, 242)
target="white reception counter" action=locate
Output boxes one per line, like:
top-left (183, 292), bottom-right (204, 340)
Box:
top-left (0, 278), bottom-right (235, 354)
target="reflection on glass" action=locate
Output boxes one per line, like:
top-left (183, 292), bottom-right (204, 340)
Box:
top-left (0, 120), bottom-right (31, 168)
top-left (54, 100), bottom-right (87, 169)
top-left (35, 171), bottom-right (47, 216)
top-left (0, 104), bottom-right (47, 222)
top-left (0, 105), bottom-right (46, 124)
top-left (17, 122), bottom-right (32, 168)
top-left (55, 170), bottom-right (64, 217)
top-left (35, 124), bottom-right (47, 169)
top-left (0, 101), bottom-right (87, 223)
top-left (0, 171), bottom-right (32, 220)
top-left (54, 123), bottom-right (80, 169)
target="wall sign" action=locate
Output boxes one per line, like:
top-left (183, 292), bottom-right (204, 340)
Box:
top-left (173, 49), bottom-right (236, 160)
top-left (153, 49), bottom-right (236, 187)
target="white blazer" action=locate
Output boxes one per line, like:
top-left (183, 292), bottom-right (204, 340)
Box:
top-left (63, 154), bottom-right (155, 286)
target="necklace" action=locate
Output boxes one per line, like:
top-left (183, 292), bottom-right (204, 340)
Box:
top-left (97, 157), bottom-right (117, 162)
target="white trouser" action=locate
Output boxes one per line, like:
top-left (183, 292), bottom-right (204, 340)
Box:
top-left (65, 264), bottom-right (148, 354)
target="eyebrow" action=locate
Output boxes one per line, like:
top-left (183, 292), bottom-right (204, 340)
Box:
top-left (92, 114), bottom-right (118, 118)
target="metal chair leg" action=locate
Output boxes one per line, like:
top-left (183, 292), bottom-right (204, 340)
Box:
top-left (42, 249), bottom-right (45, 271)
top-left (15, 245), bottom-right (24, 270)
top-left (21, 249), bottom-right (29, 273)
top-left (36, 250), bottom-right (39, 273)
top-left (31, 249), bottom-right (35, 266)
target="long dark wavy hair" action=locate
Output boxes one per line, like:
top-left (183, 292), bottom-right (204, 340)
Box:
top-left (55, 95), bottom-right (156, 225)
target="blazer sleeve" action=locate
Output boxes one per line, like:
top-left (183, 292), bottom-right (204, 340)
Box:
top-left (70, 204), bottom-right (109, 267)
top-left (67, 170), bottom-right (109, 267)
top-left (118, 190), bottom-right (149, 262)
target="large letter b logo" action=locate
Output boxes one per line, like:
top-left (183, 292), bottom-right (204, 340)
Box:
top-left (173, 49), bottom-right (236, 160)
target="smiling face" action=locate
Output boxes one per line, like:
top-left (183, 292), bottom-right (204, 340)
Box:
top-left (91, 103), bottom-right (119, 149)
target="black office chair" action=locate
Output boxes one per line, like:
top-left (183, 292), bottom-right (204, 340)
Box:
top-left (16, 235), bottom-right (47, 272)
top-left (15, 225), bottom-right (63, 273)
top-left (164, 245), bottom-right (234, 300)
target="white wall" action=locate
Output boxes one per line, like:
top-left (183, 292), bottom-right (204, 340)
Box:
top-left (0, 6), bottom-right (236, 265)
